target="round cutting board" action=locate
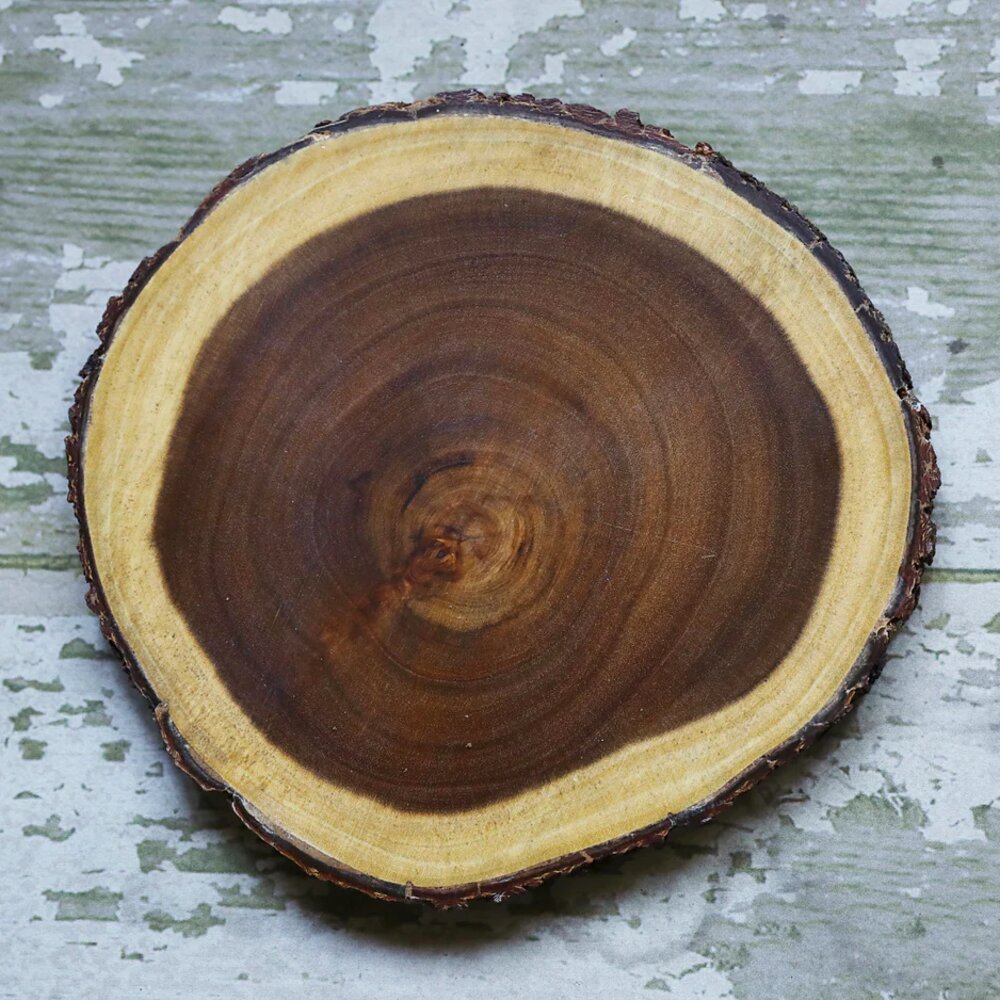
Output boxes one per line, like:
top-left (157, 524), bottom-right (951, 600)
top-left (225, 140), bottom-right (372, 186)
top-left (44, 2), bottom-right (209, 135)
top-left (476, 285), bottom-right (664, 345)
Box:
top-left (68, 91), bottom-right (938, 905)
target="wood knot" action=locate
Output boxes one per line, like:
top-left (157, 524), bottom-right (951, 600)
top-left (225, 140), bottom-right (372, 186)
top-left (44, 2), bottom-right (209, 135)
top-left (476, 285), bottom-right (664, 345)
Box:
top-left (407, 533), bottom-right (463, 585)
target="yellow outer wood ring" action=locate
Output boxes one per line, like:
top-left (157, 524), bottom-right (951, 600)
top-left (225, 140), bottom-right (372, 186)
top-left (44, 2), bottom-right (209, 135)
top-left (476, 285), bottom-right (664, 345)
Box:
top-left (81, 112), bottom-right (912, 888)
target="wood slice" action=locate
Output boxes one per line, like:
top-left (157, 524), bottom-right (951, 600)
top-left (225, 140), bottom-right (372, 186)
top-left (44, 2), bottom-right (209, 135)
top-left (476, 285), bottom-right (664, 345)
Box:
top-left (67, 91), bottom-right (939, 906)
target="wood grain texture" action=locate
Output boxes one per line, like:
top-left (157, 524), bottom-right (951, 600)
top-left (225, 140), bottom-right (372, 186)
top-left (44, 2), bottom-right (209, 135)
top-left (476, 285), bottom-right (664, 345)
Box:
top-left (69, 93), bottom-right (934, 903)
top-left (2, 0), bottom-right (998, 995)
top-left (154, 185), bottom-right (841, 811)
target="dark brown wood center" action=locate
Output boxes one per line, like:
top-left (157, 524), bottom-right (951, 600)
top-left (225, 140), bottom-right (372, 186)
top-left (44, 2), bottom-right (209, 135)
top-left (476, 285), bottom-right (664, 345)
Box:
top-left (154, 187), bottom-right (841, 812)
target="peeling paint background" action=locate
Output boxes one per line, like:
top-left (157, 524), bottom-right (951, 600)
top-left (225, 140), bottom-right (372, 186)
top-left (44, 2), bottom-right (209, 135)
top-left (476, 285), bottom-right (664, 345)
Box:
top-left (2, 1), bottom-right (999, 997)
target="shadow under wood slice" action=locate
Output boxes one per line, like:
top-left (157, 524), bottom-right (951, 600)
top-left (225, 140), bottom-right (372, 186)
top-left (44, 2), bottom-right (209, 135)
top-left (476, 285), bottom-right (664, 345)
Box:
top-left (67, 90), bottom-right (937, 906)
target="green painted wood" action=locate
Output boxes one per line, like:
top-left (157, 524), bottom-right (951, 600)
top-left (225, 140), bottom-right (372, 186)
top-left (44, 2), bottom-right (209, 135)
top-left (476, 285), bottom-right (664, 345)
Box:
top-left (2, 1), bottom-right (998, 996)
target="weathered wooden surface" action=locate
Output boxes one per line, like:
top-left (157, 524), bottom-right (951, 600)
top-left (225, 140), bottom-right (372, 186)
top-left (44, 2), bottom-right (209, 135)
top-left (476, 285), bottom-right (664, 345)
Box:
top-left (1, 1), bottom-right (998, 997)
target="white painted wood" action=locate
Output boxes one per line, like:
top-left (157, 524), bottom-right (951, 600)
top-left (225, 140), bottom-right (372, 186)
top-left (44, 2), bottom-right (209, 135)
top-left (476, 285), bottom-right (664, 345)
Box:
top-left (1, 1), bottom-right (997, 996)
